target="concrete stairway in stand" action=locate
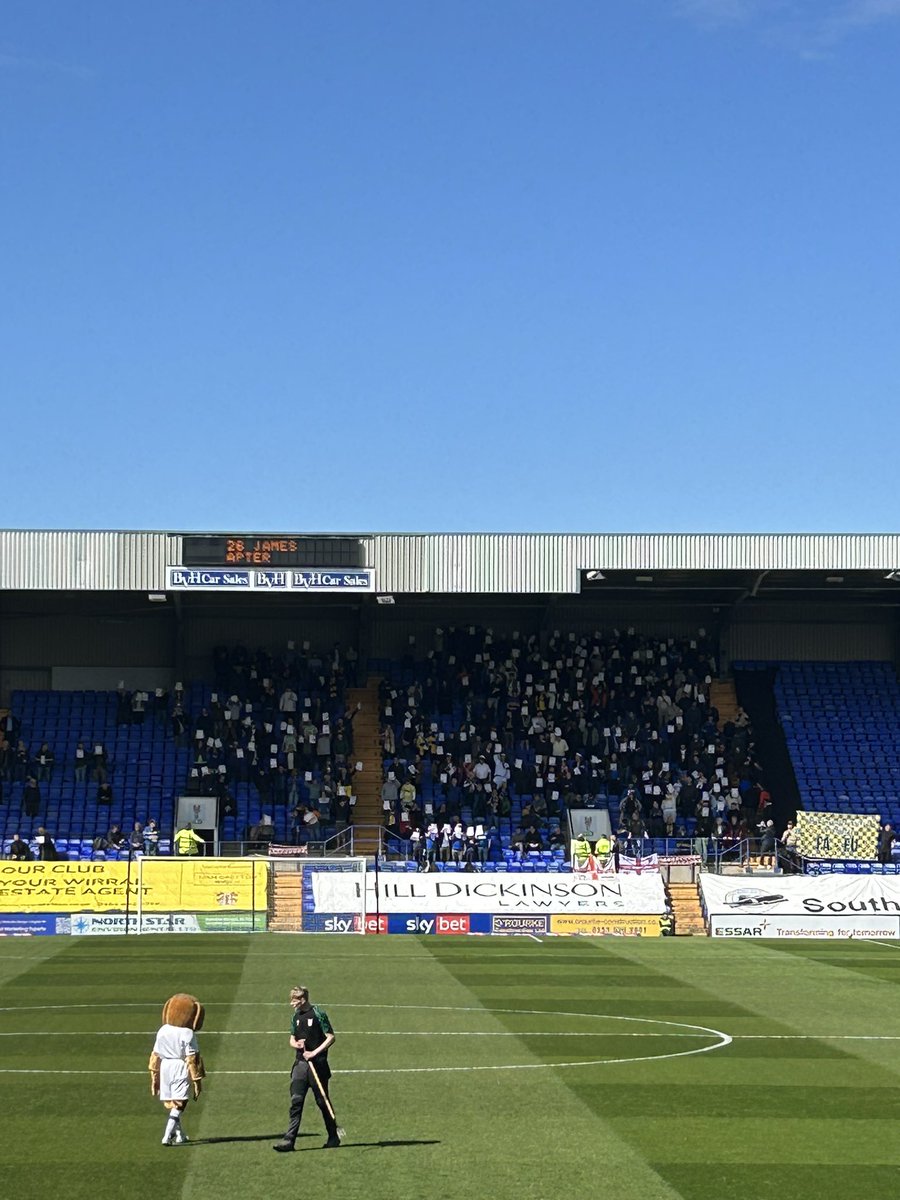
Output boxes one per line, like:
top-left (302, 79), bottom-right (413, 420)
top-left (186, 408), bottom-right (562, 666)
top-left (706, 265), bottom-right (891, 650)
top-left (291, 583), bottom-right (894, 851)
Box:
top-left (667, 881), bottom-right (707, 936)
top-left (269, 871), bottom-right (302, 932)
top-left (346, 679), bottom-right (383, 854)
top-left (711, 678), bottom-right (739, 728)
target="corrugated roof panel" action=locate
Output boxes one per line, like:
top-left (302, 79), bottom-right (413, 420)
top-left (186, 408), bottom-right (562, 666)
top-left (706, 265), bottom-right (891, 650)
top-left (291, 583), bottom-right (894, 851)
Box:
top-left (2, 531), bottom-right (900, 591)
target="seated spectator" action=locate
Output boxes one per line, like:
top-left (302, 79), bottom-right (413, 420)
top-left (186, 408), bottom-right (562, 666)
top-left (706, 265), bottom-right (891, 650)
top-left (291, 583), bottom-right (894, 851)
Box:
top-left (143, 819), bottom-right (160, 855)
top-left (524, 826), bottom-right (543, 853)
top-left (249, 814), bottom-right (274, 847)
top-left (96, 783), bottom-right (113, 805)
top-left (9, 831), bottom-right (32, 861)
top-left (128, 821), bottom-right (145, 853)
top-left (107, 824), bottom-right (127, 849)
top-left (548, 826), bottom-right (566, 849)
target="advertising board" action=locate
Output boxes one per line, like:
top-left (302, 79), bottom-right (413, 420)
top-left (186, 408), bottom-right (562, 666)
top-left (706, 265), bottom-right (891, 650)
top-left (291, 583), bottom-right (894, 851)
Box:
top-left (701, 874), bottom-right (900, 938)
top-left (709, 913), bottom-right (900, 938)
top-left (315, 872), bottom-right (666, 916)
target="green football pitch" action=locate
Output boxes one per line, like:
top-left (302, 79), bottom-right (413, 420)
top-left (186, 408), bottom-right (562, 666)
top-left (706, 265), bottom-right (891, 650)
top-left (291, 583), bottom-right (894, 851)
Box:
top-left (2, 934), bottom-right (899, 1200)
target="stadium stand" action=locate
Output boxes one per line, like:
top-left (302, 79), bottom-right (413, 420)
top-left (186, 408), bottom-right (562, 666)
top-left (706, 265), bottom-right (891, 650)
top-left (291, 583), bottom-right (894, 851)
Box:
top-left (2, 628), bottom-right (770, 868)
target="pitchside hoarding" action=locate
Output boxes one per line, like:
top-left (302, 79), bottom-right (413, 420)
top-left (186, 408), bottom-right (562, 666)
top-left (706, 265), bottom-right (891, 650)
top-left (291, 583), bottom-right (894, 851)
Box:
top-left (0, 860), bottom-right (269, 914)
top-left (315, 872), bottom-right (667, 916)
top-left (701, 874), bottom-right (900, 938)
top-left (362, 913), bottom-right (664, 936)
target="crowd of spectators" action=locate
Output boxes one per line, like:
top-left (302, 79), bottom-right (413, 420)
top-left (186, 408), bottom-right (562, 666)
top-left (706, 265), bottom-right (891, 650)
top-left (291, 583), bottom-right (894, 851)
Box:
top-left (169, 641), bottom-right (362, 843)
top-left (375, 623), bottom-right (772, 861)
top-left (2, 624), bottom-right (784, 866)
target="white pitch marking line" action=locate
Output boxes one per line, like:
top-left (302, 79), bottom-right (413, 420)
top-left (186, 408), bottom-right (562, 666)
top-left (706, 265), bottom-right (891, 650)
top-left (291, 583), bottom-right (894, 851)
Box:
top-left (5, 1030), bottom-right (900, 1041)
top-left (734, 1034), bottom-right (900, 1041)
top-left (0, 1003), bottom-right (732, 1070)
top-left (0, 1030), bottom-right (716, 1038)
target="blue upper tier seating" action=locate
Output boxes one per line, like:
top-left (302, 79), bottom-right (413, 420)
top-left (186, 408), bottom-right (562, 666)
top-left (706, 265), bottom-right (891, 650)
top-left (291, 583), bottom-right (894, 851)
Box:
top-left (735, 660), bottom-right (900, 823)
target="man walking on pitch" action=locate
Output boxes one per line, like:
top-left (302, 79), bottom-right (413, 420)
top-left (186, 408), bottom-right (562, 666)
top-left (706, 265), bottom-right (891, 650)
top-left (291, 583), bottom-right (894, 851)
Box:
top-left (273, 985), bottom-right (341, 1151)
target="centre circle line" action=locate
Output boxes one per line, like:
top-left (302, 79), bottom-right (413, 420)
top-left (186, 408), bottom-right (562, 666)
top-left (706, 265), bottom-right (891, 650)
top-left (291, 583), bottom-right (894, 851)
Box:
top-left (0, 1001), bottom-right (732, 1071)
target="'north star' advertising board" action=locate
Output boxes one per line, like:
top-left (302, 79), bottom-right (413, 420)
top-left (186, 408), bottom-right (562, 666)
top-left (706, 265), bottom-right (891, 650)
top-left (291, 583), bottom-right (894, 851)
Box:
top-left (701, 874), bottom-right (900, 938)
top-left (313, 872), bottom-right (667, 916)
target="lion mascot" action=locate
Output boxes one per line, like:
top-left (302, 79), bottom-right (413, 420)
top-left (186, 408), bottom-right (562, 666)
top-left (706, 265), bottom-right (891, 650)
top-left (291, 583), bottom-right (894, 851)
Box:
top-left (148, 993), bottom-right (206, 1146)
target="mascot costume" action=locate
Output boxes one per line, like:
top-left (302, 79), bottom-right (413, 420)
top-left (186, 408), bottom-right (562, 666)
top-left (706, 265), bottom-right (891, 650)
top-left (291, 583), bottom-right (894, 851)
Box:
top-left (148, 993), bottom-right (206, 1145)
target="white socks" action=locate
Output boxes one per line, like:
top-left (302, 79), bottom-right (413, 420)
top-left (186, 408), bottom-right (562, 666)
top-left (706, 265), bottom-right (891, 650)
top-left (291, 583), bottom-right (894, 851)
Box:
top-left (164, 1113), bottom-right (181, 1142)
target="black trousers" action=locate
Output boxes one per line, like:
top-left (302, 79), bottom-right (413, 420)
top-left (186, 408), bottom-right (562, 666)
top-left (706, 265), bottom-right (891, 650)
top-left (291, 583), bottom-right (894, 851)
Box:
top-left (284, 1059), bottom-right (337, 1142)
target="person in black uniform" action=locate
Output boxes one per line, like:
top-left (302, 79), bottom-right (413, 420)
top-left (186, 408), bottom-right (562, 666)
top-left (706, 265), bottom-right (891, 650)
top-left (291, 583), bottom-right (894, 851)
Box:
top-left (273, 985), bottom-right (341, 1151)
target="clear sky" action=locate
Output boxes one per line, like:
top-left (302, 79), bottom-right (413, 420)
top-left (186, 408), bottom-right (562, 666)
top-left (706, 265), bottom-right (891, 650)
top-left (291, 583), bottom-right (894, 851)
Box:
top-left (2, 1), bottom-right (898, 534)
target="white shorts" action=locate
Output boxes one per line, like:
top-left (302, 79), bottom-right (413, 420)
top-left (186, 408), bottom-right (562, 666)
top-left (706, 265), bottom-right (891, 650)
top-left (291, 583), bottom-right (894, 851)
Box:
top-left (160, 1059), bottom-right (190, 1102)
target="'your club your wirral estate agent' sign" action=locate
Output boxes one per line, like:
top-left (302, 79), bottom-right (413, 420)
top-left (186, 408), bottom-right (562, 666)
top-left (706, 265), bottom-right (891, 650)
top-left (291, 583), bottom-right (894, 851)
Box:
top-left (166, 567), bottom-right (376, 592)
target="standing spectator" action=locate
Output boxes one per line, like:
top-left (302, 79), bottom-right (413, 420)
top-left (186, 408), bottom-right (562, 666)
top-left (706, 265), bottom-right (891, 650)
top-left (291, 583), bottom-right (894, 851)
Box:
top-left (172, 705), bottom-right (190, 747)
top-left (758, 819), bottom-right (776, 869)
top-left (73, 742), bottom-right (88, 783)
top-left (153, 687), bottom-right (170, 725)
top-left (174, 823), bottom-right (205, 856)
top-left (35, 743), bottom-right (55, 784)
top-left (381, 772), bottom-right (400, 816)
top-left (13, 740), bottom-right (29, 783)
top-left (35, 826), bottom-right (58, 861)
top-left (91, 743), bottom-right (109, 784)
top-left (23, 776), bottom-right (42, 819)
top-left (781, 820), bottom-right (799, 873)
top-left (878, 823), bottom-right (895, 865)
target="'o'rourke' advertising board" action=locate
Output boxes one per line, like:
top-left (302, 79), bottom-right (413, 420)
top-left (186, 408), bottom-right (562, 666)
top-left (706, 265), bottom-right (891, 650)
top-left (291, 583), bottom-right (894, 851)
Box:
top-left (701, 874), bottom-right (900, 938)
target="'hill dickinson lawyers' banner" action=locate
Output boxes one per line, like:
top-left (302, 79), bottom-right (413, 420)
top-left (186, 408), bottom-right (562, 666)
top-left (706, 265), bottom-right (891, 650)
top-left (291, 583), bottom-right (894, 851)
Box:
top-left (314, 872), bottom-right (667, 916)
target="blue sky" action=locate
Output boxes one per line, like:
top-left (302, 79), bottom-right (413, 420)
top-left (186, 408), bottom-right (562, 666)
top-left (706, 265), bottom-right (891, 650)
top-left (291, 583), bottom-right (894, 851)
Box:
top-left (2, 0), bottom-right (898, 534)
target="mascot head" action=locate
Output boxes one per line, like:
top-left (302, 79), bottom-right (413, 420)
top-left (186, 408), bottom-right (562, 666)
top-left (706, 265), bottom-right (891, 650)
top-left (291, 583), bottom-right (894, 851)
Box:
top-left (162, 993), bottom-right (205, 1031)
